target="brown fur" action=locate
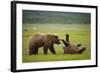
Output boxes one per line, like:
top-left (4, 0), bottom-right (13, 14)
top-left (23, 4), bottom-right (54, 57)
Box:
top-left (29, 33), bottom-right (61, 55)
top-left (61, 34), bottom-right (86, 54)
top-left (63, 45), bottom-right (86, 54)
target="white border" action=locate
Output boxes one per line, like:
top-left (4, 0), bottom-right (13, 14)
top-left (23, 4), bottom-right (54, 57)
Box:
top-left (16, 4), bottom-right (96, 70)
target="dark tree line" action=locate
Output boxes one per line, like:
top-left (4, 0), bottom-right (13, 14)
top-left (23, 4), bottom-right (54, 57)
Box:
top-left (23, 10), bottom-right (91, 24)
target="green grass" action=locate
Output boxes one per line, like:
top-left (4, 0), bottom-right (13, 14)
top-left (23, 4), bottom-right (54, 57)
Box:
top-left (22, 24), bottom-right (91, 63)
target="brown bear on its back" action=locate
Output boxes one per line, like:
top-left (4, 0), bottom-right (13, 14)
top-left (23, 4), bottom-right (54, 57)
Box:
top-left (29, 33), bottom-right (61, 55)
top-left (61, 34), bottom-right (86, 54)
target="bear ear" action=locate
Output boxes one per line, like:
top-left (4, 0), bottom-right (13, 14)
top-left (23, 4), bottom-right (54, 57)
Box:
top-left (54, 35), bottom-right (58, 38)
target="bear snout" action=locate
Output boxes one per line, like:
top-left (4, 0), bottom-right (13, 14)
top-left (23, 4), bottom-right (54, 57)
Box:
top-left (56, 41), bottom-right (61, 44)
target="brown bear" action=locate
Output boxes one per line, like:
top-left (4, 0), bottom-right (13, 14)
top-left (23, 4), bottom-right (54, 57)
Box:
top-left (61, 34), bottom-right (86, 54)
top-left (29, 33), bottom-right (61, 55)
top-left (63, 45), bottom-right (86, 54)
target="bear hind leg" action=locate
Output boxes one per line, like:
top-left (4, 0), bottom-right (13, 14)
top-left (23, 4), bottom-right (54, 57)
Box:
top-left (35, 48), bottom-right (39, 54)
top-left (29, 45), bottom-right (33, 55)
top-left (43, 46), bottom-right (48, 55)
top-left (29, 46), bottom-right (38, 55)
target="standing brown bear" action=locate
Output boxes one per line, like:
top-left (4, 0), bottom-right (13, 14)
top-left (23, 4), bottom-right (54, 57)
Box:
top-left (29, 33), bottom-right (61, 55)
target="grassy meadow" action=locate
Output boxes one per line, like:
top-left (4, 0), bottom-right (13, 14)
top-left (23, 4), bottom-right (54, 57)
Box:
top-left (22, 24), bottom-right (91, 63)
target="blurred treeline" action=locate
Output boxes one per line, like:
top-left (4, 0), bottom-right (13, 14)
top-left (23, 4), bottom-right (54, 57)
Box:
top-left (23, 10), bottom-right (91, 24)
